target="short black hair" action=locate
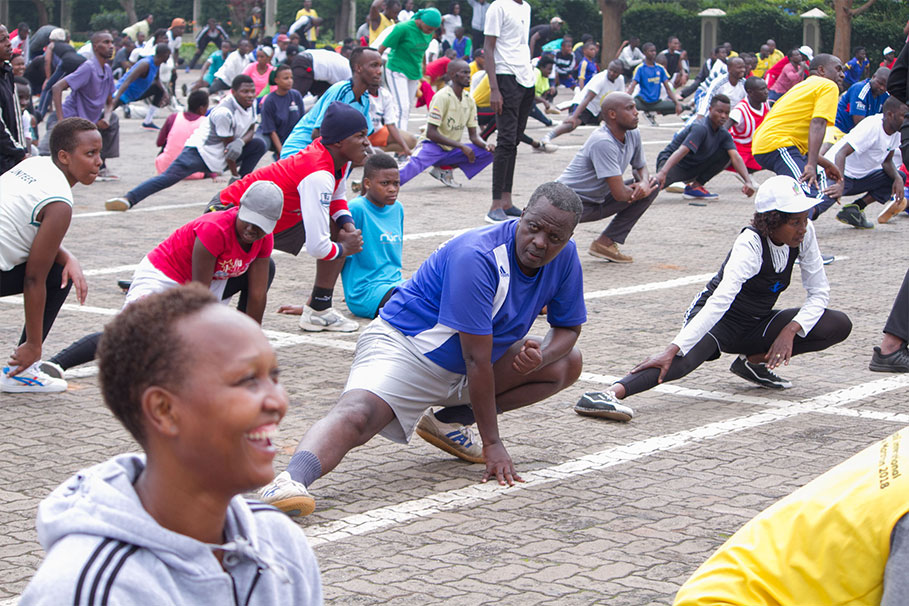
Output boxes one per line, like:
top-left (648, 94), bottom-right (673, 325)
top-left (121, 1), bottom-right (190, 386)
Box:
top-left (752, 210), bottom-right (791, 239)
top-left (231, 73), bottom-right (254, 90)
top-left (854, 46), bottom-right (866, 54)
top-left (538, 55), bottom-right (555, 68)
top-left (275, 63), bottom-right (292, 76)
top-left (744, 75), bottom-right (766, 92)
top-left (154, 42), bottom-right (170, 57)
top-left (364, 152), bottom-right (399, 179)
top-left (50, 117), bottom-right (98, 158)
top-left (883, 96), bottom-right (906, 114)
top-left (98, 284), bottom-right (219, 446)
top-left (348, 46), bottom-right (376, 70)
top-left (642, 42), bottom-right (656, 52)
top-left (709, 93), bottom-right (731, 107)
top-left (187, 89), bottom-right (209, 114)
top-left (526, 182), bottom-right (582, 227)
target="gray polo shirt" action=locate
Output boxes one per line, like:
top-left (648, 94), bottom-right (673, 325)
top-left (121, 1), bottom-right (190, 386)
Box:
top-left (557, 125), bottom-right (645, 204)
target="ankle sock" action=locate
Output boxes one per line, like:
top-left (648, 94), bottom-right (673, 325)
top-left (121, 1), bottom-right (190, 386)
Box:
top-left (287, 450), bottom-right (322, 487)
top-left (309, 286), bottom-right (334, 312)
top-left (143, 106), bottom-right (157, 124)
top-left (433, 405), bottom-right (476, 426)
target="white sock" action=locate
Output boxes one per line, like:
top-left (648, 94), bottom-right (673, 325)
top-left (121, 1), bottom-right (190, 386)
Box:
top-left (143, 106), bottom-right (157, 124)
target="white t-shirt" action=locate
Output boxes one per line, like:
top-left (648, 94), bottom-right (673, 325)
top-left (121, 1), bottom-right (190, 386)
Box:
top-left (215, 50), bottom-right (253, 85)
top-left (0, 157), bottom-right (73, 271)
top-left (398, 9), bottom-right (414, 21)
top-left (696, 75), bottom-right (745, 117)
top-left (305, 49), bottom-right (352, 83)
top-left (483, 0), bottom-right (533, 87)
top-left (571, 71), bottom-right (625, 116)
top-left (186, 95), bottom-right (257, 173)
top-left (824, 114), bottom-right (900, 179)
top-left (368, 87), bottom-right (399, 130)
top-left (78, 43), bottom-right (94, 58)
top-left (441, 13), bottom-right (462, 45)
top-left (424, 37), bottom-right (440, 63)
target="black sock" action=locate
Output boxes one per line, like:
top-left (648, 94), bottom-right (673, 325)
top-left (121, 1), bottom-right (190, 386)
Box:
top-left (309, 286), bottom-right (333, 311)
top-left (855, 199), bottom-right (869, 210)
top-left (434, 405), bottom-right (476, 426)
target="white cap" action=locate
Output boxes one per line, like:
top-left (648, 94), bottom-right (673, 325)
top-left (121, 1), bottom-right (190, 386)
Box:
top-left (798, 45), bottom-right (813, 62)
top-left (884, 46), bottom-right (895, 56)
top-left (49, 28), bottom-right (67, 42)
top-left (754, 176), bottom-right (816, 214)
top-left (237, 181), bottom-right (283, 234)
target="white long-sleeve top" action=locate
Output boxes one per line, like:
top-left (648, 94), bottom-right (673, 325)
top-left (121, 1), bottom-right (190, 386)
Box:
top-left (672, 222), bottom-right (829, 355)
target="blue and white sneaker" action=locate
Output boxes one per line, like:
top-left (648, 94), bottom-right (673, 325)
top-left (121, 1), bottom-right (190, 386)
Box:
top-left (257, 471), bottom-right (316, 517)
top-left (682, 185), bottom-right (719, 203)
top-left (1, 363), bottom-right (67, 393)
top-left (415, 411), bottom-right (484, 463)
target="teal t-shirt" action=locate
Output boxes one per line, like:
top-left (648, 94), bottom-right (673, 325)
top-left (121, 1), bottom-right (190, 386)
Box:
top-left (384, 21), bottom-right (433, 81)
top-left (341, 195), bottom-right (405, 318)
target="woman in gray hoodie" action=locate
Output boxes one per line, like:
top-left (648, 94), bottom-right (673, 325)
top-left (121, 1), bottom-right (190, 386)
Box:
top-left (19, 285), bottom-right (323, 606)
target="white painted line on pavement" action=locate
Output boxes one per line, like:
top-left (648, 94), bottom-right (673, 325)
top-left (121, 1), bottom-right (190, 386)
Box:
top-left (584, 273), bottom-right (714, 300)
top-left (83, 264), bottom-right (140, 277)
top-left (73, 201), bottom-right (204, 219)
top-left (304, 375), bottom-right (909, 546)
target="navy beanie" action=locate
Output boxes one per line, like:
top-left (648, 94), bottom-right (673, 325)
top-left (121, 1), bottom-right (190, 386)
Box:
top-left (320, 101), bottom-right (369, 144)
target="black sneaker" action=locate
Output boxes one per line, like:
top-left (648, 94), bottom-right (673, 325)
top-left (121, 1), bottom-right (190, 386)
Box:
top-left (869, 346), bottom-right (909, 373)
top-left (729, 356), bottom-right (792, 389)
top-left (645, 112), bottom-right (658, 127)
top-left (836, 203), bottom-right (873, 229)
top-left (574, 391), bottom-right (634, 421)
top-left (503, 205), bottom-right (522, 217)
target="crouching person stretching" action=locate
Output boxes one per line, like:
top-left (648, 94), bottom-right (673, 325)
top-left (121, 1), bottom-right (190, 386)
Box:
top-left (259, 182), bottom-right (587, 516)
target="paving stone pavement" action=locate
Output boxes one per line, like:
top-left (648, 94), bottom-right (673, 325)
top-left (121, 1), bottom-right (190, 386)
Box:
top-left (1, 74), bottom-right (908, 604)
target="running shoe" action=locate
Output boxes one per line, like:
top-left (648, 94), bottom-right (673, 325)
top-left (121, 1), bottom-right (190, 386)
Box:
top-left (836, 203), bottom-right (873, 229)
top-left (141, 122), bottom-right (160, 131)
top-left (665, 182), bottom-right (686, 194)
top-left (869, 346), bottom-right (909, 373)
top-left (729, 355), bottom-right (792, 389)
top-left (485, 208), bottom-right (508, 223)
top-left (1, 364), bottom-right (67, 393)
top-left (644, 112), bottom-right (658, 127)
top-left (298, 305), bottom-right (359, 332)
top-left (95, 167), bottom-right (120, 182)
top-left (682, 185), bottom-right (719, 201)
top-left (878, 197), bottom-right (907, 224)
top-left (532, 140), bottom-right (559, 153)
top-left (429, 166), bottom-right (460, 188)
top-left (415, 412), bottom-right (484, 463)
top-left (503, 205), bottom-right (522, 217)
top-left (574, 391), bottom-right (634, 421)
top-left (105, 197), bottom-right (131, 212)
top-left (257, 471), bottom-right (316, 516)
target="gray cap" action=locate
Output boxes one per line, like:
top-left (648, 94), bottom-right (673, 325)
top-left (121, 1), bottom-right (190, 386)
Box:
top-left (237, 181), bottom-right (283, 234)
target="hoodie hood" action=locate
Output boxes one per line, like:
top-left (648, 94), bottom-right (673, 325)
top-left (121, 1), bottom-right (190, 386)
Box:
top-left (36, 453), bottom-right (290, 581)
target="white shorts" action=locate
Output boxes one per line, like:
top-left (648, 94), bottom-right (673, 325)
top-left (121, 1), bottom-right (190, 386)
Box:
top-left (344, 318), bottom-right (469, 444)
top-left (124, 256), bottom-right (227, 308)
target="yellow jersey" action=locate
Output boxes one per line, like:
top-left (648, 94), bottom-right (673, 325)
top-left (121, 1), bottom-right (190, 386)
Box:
top-left (294, 8), bottom-right (319, 41)
top-left (471, 73), bottom-right (490, 108)
top-left (369, 13), bottom-right (394, 46)
top-left (751, 76), bottom-right (839, 155)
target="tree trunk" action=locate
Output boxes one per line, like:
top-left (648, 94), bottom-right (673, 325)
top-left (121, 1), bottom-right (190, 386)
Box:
top-left (118, 0), bottom-right (138, 26)
top-left (338, 0), bottom-right (357, 40)
top-left (598, 0), bottom-right (626, 67)
top-left (832, 0), bottom-right (877, 62)
top-left (30, 0), bottom-right (48, 25)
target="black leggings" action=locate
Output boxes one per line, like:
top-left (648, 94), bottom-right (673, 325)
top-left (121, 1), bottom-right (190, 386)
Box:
top-left (618, 308), bottom-right (852, 397)
top-left (50, 260), bottom-right (277, 370)
top-left (0, 262), bottom-right (71, 346)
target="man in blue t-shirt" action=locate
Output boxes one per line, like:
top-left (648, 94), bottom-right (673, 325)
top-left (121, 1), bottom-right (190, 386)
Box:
top-left (255, 64), bottom-right (305, 159)
top-left (341, 153), bottom-right (405, 318)
top-left (259, 182), bottom-right (588, 516)
top-left (280, 47), bottom-right (382, 158)
top-left (626, 42), bottom-right (682, 120)
top-left (834, 67), bottom-right (890, 135)
top-left (843, 47), bottom-right (870, 88)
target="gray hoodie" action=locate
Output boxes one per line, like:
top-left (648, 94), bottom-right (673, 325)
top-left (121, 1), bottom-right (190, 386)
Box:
top-left (20, 454), bottom-right (322, 606)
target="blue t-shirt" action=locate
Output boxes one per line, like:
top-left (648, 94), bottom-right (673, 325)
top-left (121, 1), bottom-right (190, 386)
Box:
top-left (633, 63), bottom-right (669, 103)
top-left (257, 89), bottom-right (305, 143)
top-left (341, 195), bottom-right (405, 319)
top-left (280, 79), bottom-right (373, 158)
top-left (835, 79), bottom-right (889, 134)
top-left (380, 220), bottom-right (587, 374)
top-left (117, 57), bottom-right (158, 104)
top-left (843, 57), bottom-right (869, 88)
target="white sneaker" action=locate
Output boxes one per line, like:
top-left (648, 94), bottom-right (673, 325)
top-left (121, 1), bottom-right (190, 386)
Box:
top-left (298, 305), bottom-right (359, 332)
top-left (429, 166), bottom-right (461, 188)
top-left (533, 141), bottom-right (559, 153)
top-left (1, 363), bottom-right (68, 393)
top-left (38, 360), bottom-right (65, 379)
top-left (414, 411), bottom-right (484, 463)
top-left (257, 471), bottom-right (316, 516)
top-left (105, 197), bottom-right (130, 212)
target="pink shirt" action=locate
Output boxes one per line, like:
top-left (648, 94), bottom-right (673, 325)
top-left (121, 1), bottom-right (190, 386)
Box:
top-left (147, 207), bottom-right (274, 284)
top-left (243, 62), bottom-right (275, 97)
top-left (770, 62), bottom-right (804, 94)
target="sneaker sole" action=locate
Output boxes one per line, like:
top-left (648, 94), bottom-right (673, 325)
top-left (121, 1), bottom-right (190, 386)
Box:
top-left (587, 249), bottom-right (633, 263)
top-left (878, 200), bottom-right (906, 224)
top-left (105, 199), bottom-right (130, 212)
top-left (682, 194), bottom-right (719, 200)
top-left (836, 214), bottom-right (872, 229)
top-left (573, 403), bottom-right (633, 422)
top-left (415, 426), bottom-right (484, 463)
top-left (729, 363), bottom-right (790, 389)
top-left (869, 361), bottom-right (909, 373)
top-left (269, 495), bottom-right (316, 517)
top-left (0, 382), bottom-right (67, 393)
top-left (298, 321), bottom-right (358, 332)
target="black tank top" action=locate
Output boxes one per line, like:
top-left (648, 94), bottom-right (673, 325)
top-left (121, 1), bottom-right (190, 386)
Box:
top-left (686, 226), bottom-right (798, 324)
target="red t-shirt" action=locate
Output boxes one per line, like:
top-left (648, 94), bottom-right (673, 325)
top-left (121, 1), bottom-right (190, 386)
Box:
top-left (424, 57), bottom-right (451, 81)
top-left (147, 207), bottom-right (274, 283)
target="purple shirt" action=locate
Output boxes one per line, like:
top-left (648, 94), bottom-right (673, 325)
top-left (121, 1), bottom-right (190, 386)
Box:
top-left (61, 55), bottom-right (114, 122)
